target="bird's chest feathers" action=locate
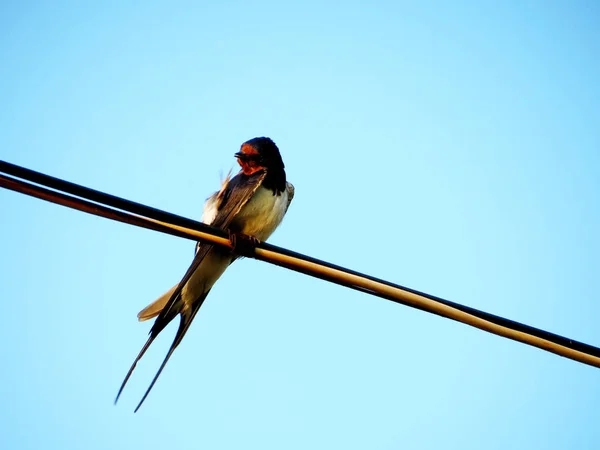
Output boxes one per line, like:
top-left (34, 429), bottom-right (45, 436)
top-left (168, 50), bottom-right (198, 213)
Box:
top-left (232, 186), bottom-right (288, 241)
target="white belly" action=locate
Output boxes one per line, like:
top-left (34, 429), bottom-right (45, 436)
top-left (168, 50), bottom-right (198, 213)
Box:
top-left (232, 185), bottom-right (289, 241)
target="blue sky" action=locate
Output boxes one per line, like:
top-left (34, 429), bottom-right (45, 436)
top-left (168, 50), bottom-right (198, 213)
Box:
top-left (1, 1), bottom-right (599, 449)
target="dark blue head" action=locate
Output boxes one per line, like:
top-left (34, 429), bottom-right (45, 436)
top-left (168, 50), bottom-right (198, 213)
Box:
top-left (235, 137), bottom-right (286, 194)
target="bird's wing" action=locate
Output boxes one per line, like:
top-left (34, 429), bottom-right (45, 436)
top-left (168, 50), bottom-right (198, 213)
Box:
top-left (211, 171), bottom-right (267, 229)
top-left (117, 170), bottom-right (267, 411)
top-left (285, 182), bottom-right (295, 212)
top-left (153, 170), bottom-right (267, 333)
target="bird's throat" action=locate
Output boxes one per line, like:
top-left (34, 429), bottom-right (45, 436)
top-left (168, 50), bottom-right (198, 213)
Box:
top-left (240, 162), bottom-right (265, 176)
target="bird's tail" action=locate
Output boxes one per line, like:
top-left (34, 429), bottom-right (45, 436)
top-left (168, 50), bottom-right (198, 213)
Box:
top-left (115, 290), bottom-right (210, 411)
top-left (137, 285), bottom-right (178, 322)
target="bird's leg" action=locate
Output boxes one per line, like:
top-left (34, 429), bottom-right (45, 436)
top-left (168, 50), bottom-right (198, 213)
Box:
top-left (228, 230), bottom-right (260, 257)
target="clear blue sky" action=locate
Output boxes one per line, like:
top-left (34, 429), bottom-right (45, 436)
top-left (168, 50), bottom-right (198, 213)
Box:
top-left (1, 1), bottom-right (599, 449)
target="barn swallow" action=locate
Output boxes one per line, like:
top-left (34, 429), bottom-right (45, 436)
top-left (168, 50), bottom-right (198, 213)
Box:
top-left (115, 137), bottom-right (294, 411)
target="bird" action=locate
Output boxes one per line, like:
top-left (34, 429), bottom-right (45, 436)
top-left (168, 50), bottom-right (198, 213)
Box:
top-left (115, 137), bottom-right (294, 411)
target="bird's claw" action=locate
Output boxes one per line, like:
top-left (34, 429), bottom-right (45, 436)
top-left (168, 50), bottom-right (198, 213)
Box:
top-left (228, 231), bottom-right (260, 257)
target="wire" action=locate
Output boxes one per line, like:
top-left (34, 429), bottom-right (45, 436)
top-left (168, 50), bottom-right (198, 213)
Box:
top-left (1, 160), bottom-right (599, 369)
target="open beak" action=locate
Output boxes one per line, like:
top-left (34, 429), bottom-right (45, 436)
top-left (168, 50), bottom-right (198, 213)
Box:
top-left (234, 151), bottom-right (247, 161)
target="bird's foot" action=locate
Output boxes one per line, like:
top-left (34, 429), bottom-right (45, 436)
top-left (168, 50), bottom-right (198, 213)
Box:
top-left (228, 231), bottom-right (260, 257)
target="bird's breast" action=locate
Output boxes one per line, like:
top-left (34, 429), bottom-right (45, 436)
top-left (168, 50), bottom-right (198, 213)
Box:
top-left (231, 186), bottom-right (289, 242)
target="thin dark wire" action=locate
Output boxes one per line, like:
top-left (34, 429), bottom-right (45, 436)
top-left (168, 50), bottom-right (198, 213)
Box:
top-left (2, 160), bottom-right (600, 362)
top-left (0, 160), bottom-right (228, 239)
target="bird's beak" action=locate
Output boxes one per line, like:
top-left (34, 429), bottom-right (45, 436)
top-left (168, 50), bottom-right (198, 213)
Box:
top-left (234, 151), bottom-right (246, 161)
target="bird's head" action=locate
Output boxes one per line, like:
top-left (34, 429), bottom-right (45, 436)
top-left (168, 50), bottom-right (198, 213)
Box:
top-left (234, 137), bottom-right (287, 195)
top-left (234, 137), bottom-right (285, 176)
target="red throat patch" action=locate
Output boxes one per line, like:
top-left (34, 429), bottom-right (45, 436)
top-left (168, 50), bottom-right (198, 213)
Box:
top-left (237, 144), bottom-right (265, 175)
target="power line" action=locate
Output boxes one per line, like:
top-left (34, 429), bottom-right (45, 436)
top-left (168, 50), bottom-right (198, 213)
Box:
top-left (1, 159), bottom-right (599, 368)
